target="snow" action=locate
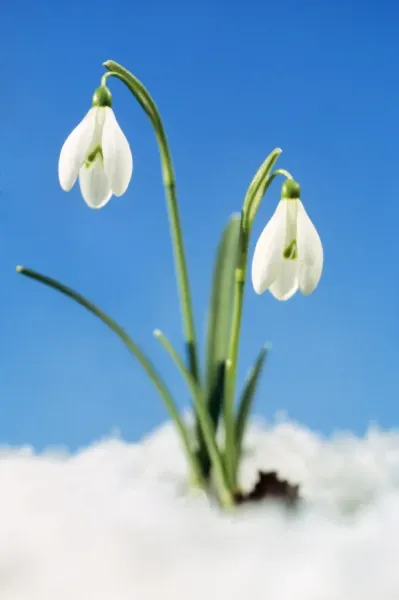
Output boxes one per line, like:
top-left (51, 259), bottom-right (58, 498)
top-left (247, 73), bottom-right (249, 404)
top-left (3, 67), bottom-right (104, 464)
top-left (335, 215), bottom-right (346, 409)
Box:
top-left (1, 417), bottom-right (399, 599)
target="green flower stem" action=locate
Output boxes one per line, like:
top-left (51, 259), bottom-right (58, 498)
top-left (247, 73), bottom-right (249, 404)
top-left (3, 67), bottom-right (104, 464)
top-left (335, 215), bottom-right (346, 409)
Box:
top-left (16, 266), bottom-right (204, 488)
top-left (103, 60), bottom-right (199, 382)
top-left (223, 154), bottom-right (279, 489)
top-left (154, 329), bottom-right (234, 506)
top-left (247, 168), bottom-right (293, 226)
top-left (272, 168), bottom-right (293, 180)
top-left (223, 161), bottom-right (293, 488)
top-left (223, 233), bottom-right (248, 489)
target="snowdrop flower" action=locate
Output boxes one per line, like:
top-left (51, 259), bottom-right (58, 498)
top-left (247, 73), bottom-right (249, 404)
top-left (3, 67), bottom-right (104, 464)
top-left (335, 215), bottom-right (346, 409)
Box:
top-left (251, 180), bottom-right (323, 301)
top-left (58, 86), bottom-right (133, 209)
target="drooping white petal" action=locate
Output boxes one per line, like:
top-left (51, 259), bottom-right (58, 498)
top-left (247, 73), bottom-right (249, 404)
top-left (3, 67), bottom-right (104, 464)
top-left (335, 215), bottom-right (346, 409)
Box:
top-left (102, 108), bottom-right (133, 196)
top-left (251, 200), bottom-right (286, 294)
top-left (78, 156), bottom-right (112, 209)
top-left (58, 109), bottom-right (96, 191)
top-left (269, 259), bottom-right (299, 301)
top-left (296, 200), bottom-right (323, 295)
top-left (283, 199), bottom-right (299, 247)
top-left (86, 107), bottom-right (106, 154)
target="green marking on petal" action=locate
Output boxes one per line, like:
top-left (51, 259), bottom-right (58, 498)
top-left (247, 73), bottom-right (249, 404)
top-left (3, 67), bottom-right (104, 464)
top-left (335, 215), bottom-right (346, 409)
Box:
top-left (283, 239), bottom-right (298, 260)
top-left (84, 145), bottom-right (103, 168)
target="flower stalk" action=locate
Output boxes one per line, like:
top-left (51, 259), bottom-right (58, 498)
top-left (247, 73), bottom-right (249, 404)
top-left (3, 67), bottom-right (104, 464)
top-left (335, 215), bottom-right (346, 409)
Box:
top-left (223, 154), bottom-right (293, 487)
top-left (102, 61), bottom-right (200, 383)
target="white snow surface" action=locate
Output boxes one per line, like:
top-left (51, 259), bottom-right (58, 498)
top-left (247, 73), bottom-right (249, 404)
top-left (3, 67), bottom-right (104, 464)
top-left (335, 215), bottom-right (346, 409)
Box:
top-left (1, 417), bottom-right (399, 600)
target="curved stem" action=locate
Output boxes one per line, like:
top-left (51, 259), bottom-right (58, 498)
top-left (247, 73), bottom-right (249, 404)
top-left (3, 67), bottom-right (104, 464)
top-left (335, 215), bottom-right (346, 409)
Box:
top-left (223, 166), bottom-right (293, 487)
top-left (16, 266), bottom-right (204, 487)
top-left (101, 72), bottom-right (112, 87)
top-left (272, 168), bottom-right (293, 180)
top-left (247, 168), bottom-right (294, 226)
top-left (154, 329), bottom-right (233, 506)
top-left (103, 61), bottom-right (199, 382)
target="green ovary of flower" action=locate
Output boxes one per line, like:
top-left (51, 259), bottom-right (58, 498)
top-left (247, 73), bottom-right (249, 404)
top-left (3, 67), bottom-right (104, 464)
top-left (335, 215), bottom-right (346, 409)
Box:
top-left (283, 239), bottom-right (298, 260)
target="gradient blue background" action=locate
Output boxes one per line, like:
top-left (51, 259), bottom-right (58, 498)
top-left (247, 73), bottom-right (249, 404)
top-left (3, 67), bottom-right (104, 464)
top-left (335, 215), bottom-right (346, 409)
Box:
top-left (1, 0), bottom-right (398, 450)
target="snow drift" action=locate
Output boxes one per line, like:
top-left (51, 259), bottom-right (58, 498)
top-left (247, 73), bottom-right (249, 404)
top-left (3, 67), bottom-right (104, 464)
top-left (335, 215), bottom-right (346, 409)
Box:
top-left (0, 417), bottom-right (398, 600)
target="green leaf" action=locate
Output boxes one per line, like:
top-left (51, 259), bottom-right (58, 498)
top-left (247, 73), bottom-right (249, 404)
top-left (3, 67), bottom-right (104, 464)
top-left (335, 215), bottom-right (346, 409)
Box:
top-left (241, 148), bottom-right (282, 229)
top-left (195, 214), bottom-right (242, 477)
top-left (16, 266), bottom-right (204, 486)
top-left (153, 329), bottom-right (232, 504)
top-left (235, 345), bottom-right (270, 466)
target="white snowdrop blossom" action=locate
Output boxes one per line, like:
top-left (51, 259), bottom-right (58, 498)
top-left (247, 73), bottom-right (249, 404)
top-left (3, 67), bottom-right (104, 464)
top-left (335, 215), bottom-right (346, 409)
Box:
top-left (58, 86), bottom-right (133, 209)
top-left (251, 180), bottom-right (323, 301)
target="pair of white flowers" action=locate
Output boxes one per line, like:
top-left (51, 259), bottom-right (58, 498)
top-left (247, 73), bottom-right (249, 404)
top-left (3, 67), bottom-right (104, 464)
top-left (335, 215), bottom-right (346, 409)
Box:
top-left (58, 86), bottom-right (323, 300)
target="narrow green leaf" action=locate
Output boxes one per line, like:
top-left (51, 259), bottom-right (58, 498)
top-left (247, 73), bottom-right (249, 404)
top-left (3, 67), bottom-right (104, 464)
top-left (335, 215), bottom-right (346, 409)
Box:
top-left (195, 214), bottom-right (242, 476)
top-left (241, 148), bottom-right (282, 229)
top-left (153, 329), bottom-right (232, 503)
top-left (205, 213), bottom-right (242, 412)
top-left (235, 345), bottom-right (270, 464)
top-left (16, 266), bottom-right (203, 485)
top-left (193, 361), bottom-right (226, 479)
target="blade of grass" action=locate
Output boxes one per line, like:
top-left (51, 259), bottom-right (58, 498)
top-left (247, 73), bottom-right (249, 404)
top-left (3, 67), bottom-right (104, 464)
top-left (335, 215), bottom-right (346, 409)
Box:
top-left (153, 329), bottom-right (233, 506)
top-left (234, 344), bottom-right (270, 477)
top-left (16, 266), bottom-right (203, 487)
top-left (241, 148), bottom-right (282, 230)
top-left (196, 213), bottom-right (241, 478)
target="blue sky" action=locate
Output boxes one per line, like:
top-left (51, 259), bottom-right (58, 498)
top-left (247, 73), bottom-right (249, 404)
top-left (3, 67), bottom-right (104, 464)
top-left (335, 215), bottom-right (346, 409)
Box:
top-left (1, 0), bottom-right (398, 450)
